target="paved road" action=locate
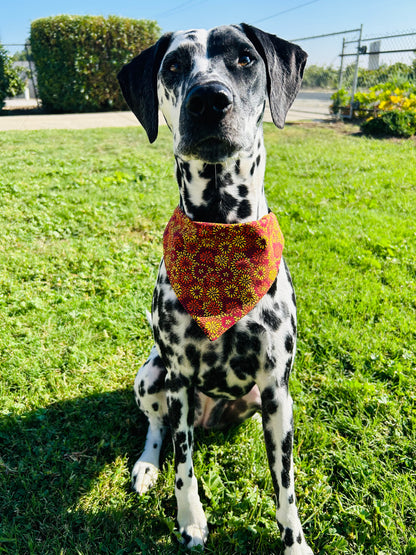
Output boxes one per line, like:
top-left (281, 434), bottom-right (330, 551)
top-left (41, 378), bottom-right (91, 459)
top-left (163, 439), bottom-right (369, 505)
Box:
top-left (0, 90), bottom-right (334, 131)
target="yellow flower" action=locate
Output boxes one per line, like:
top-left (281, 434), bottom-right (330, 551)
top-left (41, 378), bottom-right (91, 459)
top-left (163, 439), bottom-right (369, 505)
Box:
top-left (232, 235), bottom-right (246, 249)
top-left (207, 287), bottom-right (220, 301)
top-left (204, 320), bottom-right (222, 337)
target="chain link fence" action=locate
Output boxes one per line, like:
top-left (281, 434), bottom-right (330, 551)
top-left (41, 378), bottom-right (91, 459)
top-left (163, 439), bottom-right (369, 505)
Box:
top-left (293, 26), bottom-right (416, 118)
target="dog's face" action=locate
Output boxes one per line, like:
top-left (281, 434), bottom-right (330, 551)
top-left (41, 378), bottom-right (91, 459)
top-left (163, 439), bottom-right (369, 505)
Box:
top-left (118, 24), bottom-right (307, 163)
top-left (157, 26), bottom-right (267, 163)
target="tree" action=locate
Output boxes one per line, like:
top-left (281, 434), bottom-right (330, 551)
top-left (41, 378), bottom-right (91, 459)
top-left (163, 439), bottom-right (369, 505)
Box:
top-left (0, 44), bottom-right (25, 109)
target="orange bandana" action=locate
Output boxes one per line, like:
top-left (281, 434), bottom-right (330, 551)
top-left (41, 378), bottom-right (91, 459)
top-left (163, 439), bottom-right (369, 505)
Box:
top-left (163, 207), bottom-right (284, 341)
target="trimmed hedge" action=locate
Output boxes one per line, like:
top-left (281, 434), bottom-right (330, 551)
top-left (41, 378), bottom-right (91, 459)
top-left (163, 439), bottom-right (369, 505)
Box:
top-left (30, 15), bottom-right (160, 113)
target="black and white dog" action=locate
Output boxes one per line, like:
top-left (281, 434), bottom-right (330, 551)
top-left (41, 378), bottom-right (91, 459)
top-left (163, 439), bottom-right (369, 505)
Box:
top-left (118, 23), bottom-right (312, 554)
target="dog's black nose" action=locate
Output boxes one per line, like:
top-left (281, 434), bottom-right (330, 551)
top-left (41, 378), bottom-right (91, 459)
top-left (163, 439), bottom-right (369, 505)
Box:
top-left (185, 83), bottom-right (233, 119)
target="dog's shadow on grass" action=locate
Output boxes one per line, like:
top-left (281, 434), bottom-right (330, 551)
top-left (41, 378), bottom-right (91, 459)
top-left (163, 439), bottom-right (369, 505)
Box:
top-left (0, 389), bottom-right (171, 553)
top-left (0, 390), bottom-right (281, 554)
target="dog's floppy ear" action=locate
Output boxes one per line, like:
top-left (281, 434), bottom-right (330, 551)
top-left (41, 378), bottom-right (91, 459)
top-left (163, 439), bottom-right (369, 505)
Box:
top-left (240, 23), bottom-right (307, 129)
top-left (117, 33), bottom-right (173, 143)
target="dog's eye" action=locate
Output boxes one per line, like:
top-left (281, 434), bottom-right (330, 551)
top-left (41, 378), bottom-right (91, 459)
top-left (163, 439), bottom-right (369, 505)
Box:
top-left (238, 53), bottom-right (253, 67)
top-left (169, 62), bottom-right (181, 73)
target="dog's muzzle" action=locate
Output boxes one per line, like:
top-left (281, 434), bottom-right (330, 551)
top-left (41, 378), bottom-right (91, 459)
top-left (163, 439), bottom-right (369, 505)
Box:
top-left (179, 82), bottom-right (238, 163)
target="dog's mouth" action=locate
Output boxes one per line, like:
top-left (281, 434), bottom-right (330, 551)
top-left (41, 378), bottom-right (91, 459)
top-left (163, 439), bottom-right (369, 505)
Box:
top-left (181, 136), bottom-right (238, 163)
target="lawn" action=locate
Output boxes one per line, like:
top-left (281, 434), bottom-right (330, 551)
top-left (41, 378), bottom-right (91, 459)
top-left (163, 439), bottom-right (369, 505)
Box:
top-left (0, 123), bottom-right (415, 555)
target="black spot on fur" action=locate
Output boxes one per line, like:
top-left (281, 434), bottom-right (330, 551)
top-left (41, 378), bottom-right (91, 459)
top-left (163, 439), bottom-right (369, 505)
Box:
top-left (181, 530), bottom-right (192, 545)
top-left (281, 430), bottom-right (293, 488)
top-left (185, 319), bottom-right (205, 339)
top-left (264, 430), bottom-right (280, 502)
top-left (176, 164), bottom-right (183, 188)
top-left (221, 329), bottom-right (234, 364)
top-left (185, 344), bottom-right (200, 372)
top-left (297, 533), bottom-right (302, 544)
top-left (202, 350), bottom-right (218, 366)
top-left (174, 431), bottom-right (188, 468)
top-left (268, 278), bottom-right (277, 297)
top-left (169, 398), bottom-right (182, 430)
top-left (199, 365), bottom-right (228, 393)
top-left (235, 331), bottom-right (250, 355)
top-left (238, 184), bottom-right (248, 197)
top-left (288, 493), bottom-right (294, 504)
top-left (262, 309), bottom-right (281, 331)
top-left (176, 478), bottom-right (184, 490)
top-left (284, 528), bottom-right (294, 547)
top-left (166, 374), bottom-right (190, 393)
top-left (230, 354), bottom-right (259, 379)
top-left (291, 314), bottom-right (297, 334)
top-left (152, 402), bottom-right (159, 412)
top-left (237, 199), bottom-right (251, 219)
top-left (222, 192), bottom-right (238, 212)
top-left (247, 321), bottom-right (266, 336)
top-left (188, 467), bottom-right (193, 478)
top-left (281, 356), bottom-right (293, 387)
top-left (262, 386), bottom-right (279, 415)
top-left (181, 161), bottom-right (192, 183)
top-left (147, 368), bottom-right (167, 395)
top-left (169, 332), bottom-right (181, 344)
top-left (263, 428), bottom-right (276, 466)
top-left (285, 334), bottom-right (294, 353)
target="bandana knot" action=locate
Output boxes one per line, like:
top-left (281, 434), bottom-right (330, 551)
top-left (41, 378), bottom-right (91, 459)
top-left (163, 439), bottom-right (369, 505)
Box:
top-left (163, 206), bottom-right (284, 341)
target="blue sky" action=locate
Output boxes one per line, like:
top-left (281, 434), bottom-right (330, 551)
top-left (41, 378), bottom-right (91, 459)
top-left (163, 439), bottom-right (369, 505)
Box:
top-left (1, 0), bottom-right (416, 66)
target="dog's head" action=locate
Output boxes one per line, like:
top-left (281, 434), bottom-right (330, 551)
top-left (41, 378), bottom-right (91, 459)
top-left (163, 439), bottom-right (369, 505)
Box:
top-left (118, 24), bottom-right (307, 163)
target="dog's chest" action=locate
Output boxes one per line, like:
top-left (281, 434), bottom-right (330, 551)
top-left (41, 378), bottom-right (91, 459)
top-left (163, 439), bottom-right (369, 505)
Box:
top-left (152, 257), bottom-right (296, 400)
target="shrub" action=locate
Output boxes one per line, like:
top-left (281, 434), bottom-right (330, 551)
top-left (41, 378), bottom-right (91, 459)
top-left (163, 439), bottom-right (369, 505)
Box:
top-left (30, 15), bottom-right (160, 113)
top-left (302, 64), bottom-right (338, 89)
top-left (340, 61), bottom-right (415, 90)
top-left (0, 44), bottom-right (25, 109)
top-left (330, 88), bottom-right (350, 115)
top-left (361, 111), bottom-right (416, 138)
top-left (330, 81), bottom-right (416, 137)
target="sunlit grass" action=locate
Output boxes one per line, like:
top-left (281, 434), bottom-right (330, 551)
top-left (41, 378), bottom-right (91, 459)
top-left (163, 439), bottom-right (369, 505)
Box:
top-left (0, 123), bottom-right (415, 554)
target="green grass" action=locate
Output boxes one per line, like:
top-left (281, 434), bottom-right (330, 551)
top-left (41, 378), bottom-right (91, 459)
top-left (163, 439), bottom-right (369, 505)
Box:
top-left (0, 123), bottom-right (415, 554)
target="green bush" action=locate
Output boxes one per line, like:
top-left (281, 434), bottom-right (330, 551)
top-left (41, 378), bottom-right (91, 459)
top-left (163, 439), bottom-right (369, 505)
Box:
top-left (0, 44), bottom-right (25, 109)
top-left (302, 64), bottom-right (338, 89)
top-left (340, 61), bottom-right (415, 90)
top-left (330, 88), bottom-right (350, 114)
top-left (361, 110), bottom-right (416, 138)
top-left (30, 15), bottom-right (160, 113)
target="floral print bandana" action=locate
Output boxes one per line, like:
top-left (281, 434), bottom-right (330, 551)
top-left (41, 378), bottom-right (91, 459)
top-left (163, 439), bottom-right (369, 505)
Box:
top-left (163, 206), bottom-right (284, 341)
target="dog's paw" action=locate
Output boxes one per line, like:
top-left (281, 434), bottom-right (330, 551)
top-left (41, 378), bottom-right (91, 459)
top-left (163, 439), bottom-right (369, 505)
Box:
top-left (131, 460), bottom-right (159, 494)
top-left (180, 521), bottom-right (209, 549)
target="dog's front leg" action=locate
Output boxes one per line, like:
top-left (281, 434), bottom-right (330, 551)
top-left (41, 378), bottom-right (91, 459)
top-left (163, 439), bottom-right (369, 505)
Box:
top-left (260, 383), bottom-right (313, 555)
top-left (167, 381), bottom-right (208, 548)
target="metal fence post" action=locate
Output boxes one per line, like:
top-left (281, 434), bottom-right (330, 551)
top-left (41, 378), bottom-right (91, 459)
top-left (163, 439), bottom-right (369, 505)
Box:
top-left (349, 24), bottom-right (363, 119)
top-left (25, 41), bottom-right (40, 108)
top-left (338, 37), bottom-right (345, 89)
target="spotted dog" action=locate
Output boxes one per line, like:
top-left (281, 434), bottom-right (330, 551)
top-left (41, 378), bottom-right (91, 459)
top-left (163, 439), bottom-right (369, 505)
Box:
top-left (118, 23), bottom-right (311, 554)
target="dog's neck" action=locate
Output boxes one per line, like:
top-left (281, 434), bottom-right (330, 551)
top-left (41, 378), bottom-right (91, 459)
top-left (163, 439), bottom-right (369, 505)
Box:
top-left (174, 127), bottom-right (268, 224)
